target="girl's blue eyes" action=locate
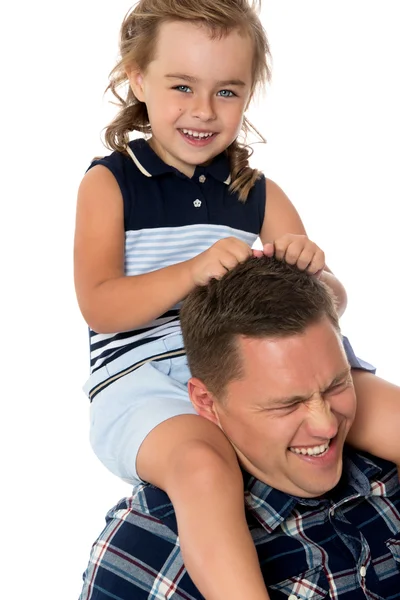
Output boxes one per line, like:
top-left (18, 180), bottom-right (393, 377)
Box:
top-left (173, 86), bottom-right (236, 97)
top-left (218, 90), bottom-right (235, 97)
top-left (175, 85), bottom-right (191, 93)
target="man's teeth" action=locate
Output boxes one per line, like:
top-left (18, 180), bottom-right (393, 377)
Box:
top-left (289, 442), bottom-right (330, 456)
top-left (182, 129), bottom-right (214, 139)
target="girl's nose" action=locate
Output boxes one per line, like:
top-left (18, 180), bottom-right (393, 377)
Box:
top-left (191, 96), bottom-right (216, 122)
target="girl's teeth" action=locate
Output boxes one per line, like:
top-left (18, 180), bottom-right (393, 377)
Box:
top-left (182, 129), bottom-right (213, 139)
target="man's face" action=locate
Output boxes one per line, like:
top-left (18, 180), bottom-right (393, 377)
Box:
top-left (206, 318), bottom-right (357, 497)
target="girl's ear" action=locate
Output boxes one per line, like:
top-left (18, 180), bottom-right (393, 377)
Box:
top-left (126, 67), bottom-right (145, 102)
top-left (188, 377), bottom-right (221, 426)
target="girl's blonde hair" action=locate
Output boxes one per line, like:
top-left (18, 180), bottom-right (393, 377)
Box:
top-left (105, 0), bottom-right (272, 201)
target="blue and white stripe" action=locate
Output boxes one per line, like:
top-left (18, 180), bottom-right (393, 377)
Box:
top-left (124, 224), bottom-right (258, 274)
top-left (90, 224), bottom-right (258, 372)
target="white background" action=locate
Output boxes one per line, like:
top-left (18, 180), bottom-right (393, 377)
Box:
top-left (1, 1), bottom-right (399, 598)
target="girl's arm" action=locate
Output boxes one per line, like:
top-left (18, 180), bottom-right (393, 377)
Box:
top-left (319, 268), bottom-right (348, 317)
top-left (74, 166), bottom-right (252, 333)
top-left (347, 370), bottom-right (400, 467)
top-left (74, 165), bottom-right (194, 333)
top-left (260, 179), bottom-right (347, 316)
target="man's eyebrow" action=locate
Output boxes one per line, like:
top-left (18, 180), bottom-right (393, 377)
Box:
top-left (322, 367), bottom-right (352, 393)
top-left (267, 367), bottom-right (352, 408)
top-left (165, 73), bottom-right (247, 86)
top-left (268, 393), bottom-right (312, 408)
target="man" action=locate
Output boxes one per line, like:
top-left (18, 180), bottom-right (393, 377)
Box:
top-left (79, 257), bottom-right (400, 599)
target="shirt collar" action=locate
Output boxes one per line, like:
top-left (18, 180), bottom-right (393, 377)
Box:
top-left (243, 447), bottom-right (391, 533)
top-left (126, 138), bottom-right (232, 185)
top-left (244, 477), bottom-right (298, 533)
top-left (339, 448), bottom-right (398, 498)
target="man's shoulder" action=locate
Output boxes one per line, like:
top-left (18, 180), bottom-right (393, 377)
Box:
top-left (80, 485), bottom-right (205, 599)
top-left (109, 483), bottom-right (179, 535)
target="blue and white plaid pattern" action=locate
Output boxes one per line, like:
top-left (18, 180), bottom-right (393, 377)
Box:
top-left (79, 449), bottom-right (400, 599)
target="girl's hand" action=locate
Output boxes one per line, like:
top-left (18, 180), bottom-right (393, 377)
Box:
top-left (189, 237), bottom-right (253, 286)
top-left (262, 234), bottom-right (325, 276)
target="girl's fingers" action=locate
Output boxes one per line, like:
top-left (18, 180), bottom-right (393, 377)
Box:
top-left (307, 250), bottom-right (326, 275)
top-left (262, 237), bottom-right (325, 275)
top-left (281, 239), bottom-right (306, 265)
top-left (314, 268), bottom-right (324, 279)
top-left (273, 240), bottom-right (290, 261)
top-left (295, 247), bottom-right (316, 270)
top-left (252, 249), bottom-right (264, 258)
top-left (262, 242), bottom-right (275, 257)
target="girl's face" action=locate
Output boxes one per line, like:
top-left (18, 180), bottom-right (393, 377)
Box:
top-left (128, 20), bottom-right (254, 177)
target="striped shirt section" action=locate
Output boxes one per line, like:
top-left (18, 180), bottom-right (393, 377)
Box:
top-left (124, 224), bottom-right (258, 275)
top-left (79, 449), bottom-right (400, 599)
top-left (89, 225), bottom-right (258, 372)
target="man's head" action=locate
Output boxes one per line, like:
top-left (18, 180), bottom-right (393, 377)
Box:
top-left (180, 256), bottom-right (356, 498)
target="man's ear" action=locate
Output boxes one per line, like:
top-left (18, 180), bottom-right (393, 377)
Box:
top-left (126, 66), bottom-right (145, 102)
top-left (188, 377), bottom-right (220, 426)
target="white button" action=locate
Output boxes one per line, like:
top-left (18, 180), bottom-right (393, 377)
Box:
top-left (360, 566), bottom-right (366, 578)
top-left (199, 175), bottom-right (206, 183)
top-left (193, 199), bottom-right (202, 208)
top-left (288, 595), bottom-right (298, 600)
top-left (329, 508), bottom-right (334, 517)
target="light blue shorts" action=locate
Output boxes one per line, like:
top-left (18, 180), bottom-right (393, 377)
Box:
top-left (84, 332), bottom-right (196, 484)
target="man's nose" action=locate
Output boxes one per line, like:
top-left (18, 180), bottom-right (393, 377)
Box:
top-left (191, 95), bottom-right (216, 121)
top-left (305, 397), bottom-right (338, 439)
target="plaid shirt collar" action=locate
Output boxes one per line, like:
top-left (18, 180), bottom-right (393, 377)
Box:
top-left (242, 447), bottom-right (393, 533)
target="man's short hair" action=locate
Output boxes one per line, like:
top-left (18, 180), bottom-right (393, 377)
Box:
top-left (180, 256), bottom-right (340, 399)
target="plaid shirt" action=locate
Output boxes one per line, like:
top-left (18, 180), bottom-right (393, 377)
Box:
top-left (79, 448), bottom-right (400, 600)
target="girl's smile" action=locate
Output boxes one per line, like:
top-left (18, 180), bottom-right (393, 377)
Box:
top-left (178, 128), bottom-right (218, 147)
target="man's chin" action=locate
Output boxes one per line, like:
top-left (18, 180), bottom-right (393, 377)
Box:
top-left (273, 452), bottom-right (345, 498)
top-left (232, 445), bottom-right (344, 498)
top-left (291, 463), bottom-right (344, 498)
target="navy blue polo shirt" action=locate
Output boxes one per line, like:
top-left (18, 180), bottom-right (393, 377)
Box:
top-left (87, 138), bottom-right (266, 372)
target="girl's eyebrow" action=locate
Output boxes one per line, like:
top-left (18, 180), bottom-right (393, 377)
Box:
top-left (165, 73), bottom-right (246, 87)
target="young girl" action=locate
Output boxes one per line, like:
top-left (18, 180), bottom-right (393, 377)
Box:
top-left (74, 1), bottom-right (400, 598)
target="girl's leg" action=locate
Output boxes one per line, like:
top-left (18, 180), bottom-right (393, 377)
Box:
top-left (347, 370), bottom-right (400, 471)
top-left (137, 414), bottom-right (271, 600)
